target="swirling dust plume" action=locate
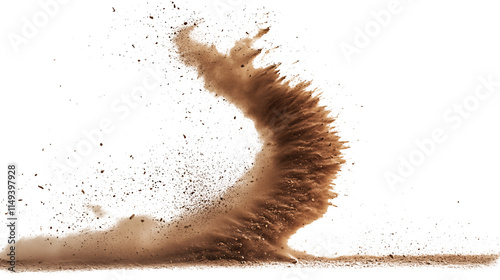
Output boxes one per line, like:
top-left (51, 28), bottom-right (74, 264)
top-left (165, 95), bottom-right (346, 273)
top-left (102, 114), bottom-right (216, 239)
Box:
top-left (3, 26), bottom-right (345, 266)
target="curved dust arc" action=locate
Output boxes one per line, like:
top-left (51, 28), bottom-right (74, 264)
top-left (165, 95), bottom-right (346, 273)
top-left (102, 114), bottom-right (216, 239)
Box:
top-left (2, 26), bottom-right (345, 267)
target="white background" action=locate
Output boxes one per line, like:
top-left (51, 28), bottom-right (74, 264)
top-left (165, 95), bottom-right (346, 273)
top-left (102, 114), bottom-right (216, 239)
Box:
top-left (1, 0), bottom-right (500, 279)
